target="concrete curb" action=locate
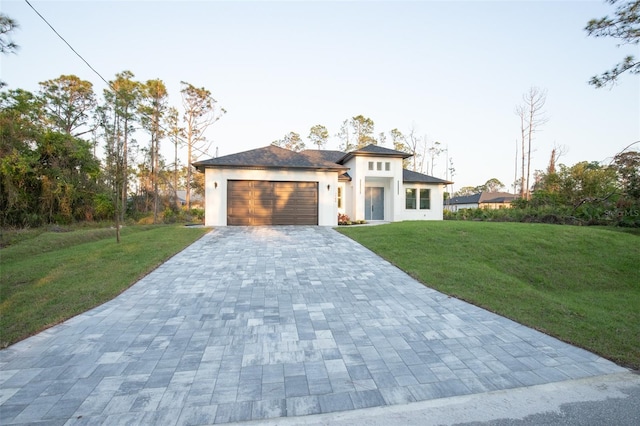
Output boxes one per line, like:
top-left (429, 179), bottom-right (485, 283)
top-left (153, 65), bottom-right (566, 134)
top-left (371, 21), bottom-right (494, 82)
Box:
top-left (236, 371), bottom-right (640, 426)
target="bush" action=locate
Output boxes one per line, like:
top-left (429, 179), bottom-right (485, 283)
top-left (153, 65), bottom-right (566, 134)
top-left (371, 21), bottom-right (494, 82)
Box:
top-left (338, 213), bottom-right (351, 225)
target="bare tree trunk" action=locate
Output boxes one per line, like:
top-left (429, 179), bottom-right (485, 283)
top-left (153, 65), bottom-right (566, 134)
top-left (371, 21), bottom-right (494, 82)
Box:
top-left (186, 128), bottom-right (192, 210)
top-left (526, 101), bottom-right (535, 199)
top-left (520, 114), bottom-right (526, 199)
top-left (121, 113), bottom-right (128, 223)
top-left (517, 87), bottom-right (548, 200)
top-left (174, 136), bottom-right (179, 208)
top-left (514, 139), bottom-right (518, 195)
top-left (153, 133), bottom-right (158, 224)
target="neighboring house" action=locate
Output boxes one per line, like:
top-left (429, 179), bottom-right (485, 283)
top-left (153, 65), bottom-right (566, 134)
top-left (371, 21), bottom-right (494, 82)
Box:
top-left (193, 144), bottom-right (452, 226)
top-left (444, 191), bottom-right (517, 212)
top-left (175, 190), bottom-right (204, 209)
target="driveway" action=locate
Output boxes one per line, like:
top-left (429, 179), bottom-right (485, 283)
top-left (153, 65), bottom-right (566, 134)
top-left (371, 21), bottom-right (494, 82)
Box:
top-left (0, 227), bottom-right (629, 425)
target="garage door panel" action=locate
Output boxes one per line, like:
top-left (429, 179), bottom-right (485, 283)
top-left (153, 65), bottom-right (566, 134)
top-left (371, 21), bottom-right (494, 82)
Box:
top-left (227, 180), bottom-right (318, 226)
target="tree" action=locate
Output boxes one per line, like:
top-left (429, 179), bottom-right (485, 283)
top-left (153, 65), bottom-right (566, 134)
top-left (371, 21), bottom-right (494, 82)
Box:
top-left (585, 0), bottom-right (640, 88)
top-left (613, 149), bottom-right (640, 200)
top-left (389, 128), bottom-right (410, 168)
top-left (0, 13), bottom-right (18, 54)
top-left (406, 125), bottom-right (422, 172)
top-left (515, 87), bottom-right (548, 199)
top-left (337, 119), bottom-right (354, 152)
top-left (36, 131), bottom-right (102, 224)
top-left (0, 89), bottom-right (41, 226)
top-left (139, 79), bottom-right (168, 223)
top-left (426, 140), bottom-right (443, 176)
top-left (181, 81), bottom-right (225, 209)
top-left (336, 115), bottom-right (376, 150)
top-left (455, 186), bottom-right (477, 197)
top-left (308, 124), bottom-right (329, 149)
top-left (351, 115), bottom-right (376, 148)
top-left (166, 107), bottom-right (184, 208)
top-left (0, 89), bottom-right (104, 226)
top-left (559, 161), bottom-right (618, 207)
top-left (272, 131), bottom-right (305, 152)
top-left (483, 178), bottom-right (505, 192)
top-left (102, 71), bottom-right (141, 229)
top-left (38, 75), bottom-right (97, 137)
top-left (389, 128), bottom-right (406, 152)
top-left (1, 14), bottom-right (18, 88)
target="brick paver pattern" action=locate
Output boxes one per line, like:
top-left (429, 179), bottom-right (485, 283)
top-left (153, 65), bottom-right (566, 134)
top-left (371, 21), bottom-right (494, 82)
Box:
top-left (0, 227), bottom-right (626, 424)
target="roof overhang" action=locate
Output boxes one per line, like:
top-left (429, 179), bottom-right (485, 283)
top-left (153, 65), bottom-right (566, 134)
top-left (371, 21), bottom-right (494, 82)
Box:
top-left (338, 151), bottom-right (412, 164)
top-left (193, 163), bottom-right (349, 173)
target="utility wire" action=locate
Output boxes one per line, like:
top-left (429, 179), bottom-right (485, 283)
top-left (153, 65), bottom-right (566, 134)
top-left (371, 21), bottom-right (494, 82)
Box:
top-left (24, 0), bottom-right (111, 88)
top-left (24, 0), bottom-right (219, 161)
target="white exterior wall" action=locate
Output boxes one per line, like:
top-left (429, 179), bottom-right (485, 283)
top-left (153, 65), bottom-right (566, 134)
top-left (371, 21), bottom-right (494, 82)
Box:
top-left (342, 156), bottom-right (404, 222)
top-left (444, 203), bottom-right (479, 212)
top-left (400, 183), bottom-right (447, 221)
top-left (203, 168), bottom-right (340, 226)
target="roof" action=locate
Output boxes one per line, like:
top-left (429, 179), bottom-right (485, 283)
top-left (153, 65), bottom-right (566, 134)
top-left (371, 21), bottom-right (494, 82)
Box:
top-left (338, 144), bottom-right (413, 163)
top-left (300, 149), bottom-right (346, 164)
top-left (175, 190), bottom-right (203, 203)
top-left (402, 169), bottom-right (452, 184)
top-left (193, 145), bottom-right (452, 186)
top-left (193, 145), bottom-right (347, 172)
top-left (339, 172), bottom-right (352, 182)
top-left (447, 191), bottom-right (517, 205)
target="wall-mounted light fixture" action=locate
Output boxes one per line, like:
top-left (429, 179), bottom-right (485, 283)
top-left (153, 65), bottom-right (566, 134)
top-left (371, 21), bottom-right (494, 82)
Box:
top-left (214, 181), bottom-right (218, 189)
top-left (327, 184), bottom-right (331, 191)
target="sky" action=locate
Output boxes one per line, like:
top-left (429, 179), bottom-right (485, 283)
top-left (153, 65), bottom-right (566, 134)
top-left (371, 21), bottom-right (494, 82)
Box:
top-left (1, 0), bottom-right (639, 191)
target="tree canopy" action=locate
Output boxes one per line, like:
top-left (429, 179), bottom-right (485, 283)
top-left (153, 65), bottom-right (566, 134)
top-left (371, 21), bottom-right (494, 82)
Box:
top-left (586, 0), bottom-right (640, 87)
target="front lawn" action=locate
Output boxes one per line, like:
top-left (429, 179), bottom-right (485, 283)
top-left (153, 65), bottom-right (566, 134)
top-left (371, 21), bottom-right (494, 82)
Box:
top-left (338, 221), bottom-right (640, 370)
top-left (0, 225), bottom-right (209, 348)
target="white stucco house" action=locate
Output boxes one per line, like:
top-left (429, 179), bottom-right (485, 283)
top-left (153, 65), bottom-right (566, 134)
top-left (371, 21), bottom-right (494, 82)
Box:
top-left (193, 144), bottom-right (452, 226)
top-left (444, 192), bottom-right (517, 212)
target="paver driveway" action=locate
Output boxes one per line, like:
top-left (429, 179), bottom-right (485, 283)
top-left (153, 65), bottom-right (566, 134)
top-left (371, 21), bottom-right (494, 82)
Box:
top-left (0, 227), bottom-right (626, 425)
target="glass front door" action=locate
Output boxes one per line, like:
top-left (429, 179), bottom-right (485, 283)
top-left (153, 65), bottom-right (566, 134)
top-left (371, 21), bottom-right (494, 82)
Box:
top-left (365, 187), bottom-right (384, 220)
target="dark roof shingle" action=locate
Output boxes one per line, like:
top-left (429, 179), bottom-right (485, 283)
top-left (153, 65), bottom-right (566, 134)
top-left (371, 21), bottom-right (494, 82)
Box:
top-left (402, 169), bottom-right (452, 184)
top-left (447, 191), bottom-right (517, 205)
top-left (338, 144), bottom-right (412, 163)
top-left (193, 145), bottom-right (347, 171)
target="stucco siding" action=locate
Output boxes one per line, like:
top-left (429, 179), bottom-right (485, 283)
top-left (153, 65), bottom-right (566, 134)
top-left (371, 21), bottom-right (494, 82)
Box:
top-left (400, 183), bottom-right (446, 221)
top-left (203, 168), bottom-right (339, 226)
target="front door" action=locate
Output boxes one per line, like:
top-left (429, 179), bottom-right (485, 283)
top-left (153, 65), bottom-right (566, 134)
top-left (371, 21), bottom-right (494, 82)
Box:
top-left (365, 187), bottom-right (384, 220)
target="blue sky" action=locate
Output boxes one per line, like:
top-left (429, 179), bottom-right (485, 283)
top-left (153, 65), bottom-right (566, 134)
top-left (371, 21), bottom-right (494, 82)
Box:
top-left (2, 0), bottom-right (638, 190)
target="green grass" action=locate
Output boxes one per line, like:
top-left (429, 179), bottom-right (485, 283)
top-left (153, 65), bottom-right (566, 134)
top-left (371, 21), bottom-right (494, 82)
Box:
top-left (0, 225), bottom-right (209, 347)
top-left (338, 221), bottom-right (640, 370)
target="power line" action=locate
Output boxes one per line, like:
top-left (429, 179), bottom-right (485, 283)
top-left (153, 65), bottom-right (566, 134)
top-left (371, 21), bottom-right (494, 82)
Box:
top-left (24, 0), bottom-right (219, 160)
top-left (24, 0), bottom-right (111, 88)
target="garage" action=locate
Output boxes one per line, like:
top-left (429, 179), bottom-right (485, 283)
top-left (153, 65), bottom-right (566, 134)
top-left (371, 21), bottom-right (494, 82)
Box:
top-left (227, 180), bottom-right (318, 226)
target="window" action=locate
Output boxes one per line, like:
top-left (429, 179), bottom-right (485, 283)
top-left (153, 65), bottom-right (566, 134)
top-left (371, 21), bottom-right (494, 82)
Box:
top-left (385, 162), bottom-right (390, 171)
top-left (376, 162), bottom-right (382, 171)
top-left (368, 161), bottom-right (374, 170)
top-left (337, 186), bottom-right (343, 208)
top-left (405, 188), bottom-right (417, 209)
top-left (419, 189), bottom-right (431, 209)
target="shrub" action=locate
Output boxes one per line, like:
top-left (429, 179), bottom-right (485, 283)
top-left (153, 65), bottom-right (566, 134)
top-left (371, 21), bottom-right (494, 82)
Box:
top-left (338, 213), bottom-right (351, 225)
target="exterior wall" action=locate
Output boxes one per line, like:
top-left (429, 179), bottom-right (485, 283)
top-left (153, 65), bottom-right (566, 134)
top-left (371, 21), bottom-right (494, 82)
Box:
top-left (337, 182), bottom-right (347, 215)
top-left (481, 202), bottom-right (513, 210)
top-left (444, 202), bottom-right (512, 212)
top-left (203, 168), bottom-right (340, 226)
top-left (400, 183), bottom-right (446, 220)
top-left (444, 202), bottom-right (479, 212)
top-left (343, 155), bottom-right (404, 222)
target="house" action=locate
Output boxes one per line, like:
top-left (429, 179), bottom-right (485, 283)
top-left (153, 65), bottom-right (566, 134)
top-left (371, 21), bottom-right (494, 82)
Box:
top-left (444, 191), bottom-right (517, 212)
top-left (193, 144), bottom-right (452, 226)
top-left (175, 190), bottom-right (204, 208)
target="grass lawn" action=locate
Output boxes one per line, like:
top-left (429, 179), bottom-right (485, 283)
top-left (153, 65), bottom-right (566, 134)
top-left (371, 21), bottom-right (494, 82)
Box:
top-left (0, 225), bottom-right (209, 348)
top-left (338, 221), bottom-right (640, 370)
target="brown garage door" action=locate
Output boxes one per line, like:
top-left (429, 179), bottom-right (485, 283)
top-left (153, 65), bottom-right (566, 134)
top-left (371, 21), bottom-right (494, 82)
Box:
top-left (227, 180), bottom-right (318, 226)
